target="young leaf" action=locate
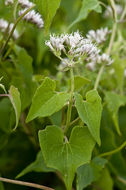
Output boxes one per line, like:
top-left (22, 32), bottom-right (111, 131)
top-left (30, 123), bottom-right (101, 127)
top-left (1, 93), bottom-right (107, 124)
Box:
top-left (35, 0), bottom-right (61, 32)
top-left (39, 125), bottom-right (95, 190)
top-left (76, 157), bottom-right (107, 190)
top-left (16, 151), bottom-right (54, 178)
top-left (26, 77), bottom-right (70, 123)
top-left (75, 90), bottom-right (102, 145)
top-left (69, 0), bottom-right (101, 28)
top-left (105, 91), bottom-right (126, 135)
top-left (9, 86), bottom-right (21, 130)
top-left (69, 76), bottom-right (91, 91)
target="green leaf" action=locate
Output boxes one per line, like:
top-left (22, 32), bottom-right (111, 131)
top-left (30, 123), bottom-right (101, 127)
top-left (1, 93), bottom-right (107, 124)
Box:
top-left (105, 91), bottom-right (126, 135)
top-left (69, 76), bottom-right (91, 91)
top-left (75, 90), bottom-right (102, 145)
top-left (93, 168), bottom-right (113, 190)
top-left (39, 125), bottom-right (95, 190)
top-left (26, 77), bottom-right (70, 122)
top-left (69, 0), bottom-right (101, 28)
top-left (35, 0), bottom-right (61, 32)
top-left (0, 98), bottom-right (15, 133)
top-left (9, 86), bottom-right (21, 130)
top-left (76, 157), bottom-right (107, 190)
top-left (16, 151), bottom-right (54, 178)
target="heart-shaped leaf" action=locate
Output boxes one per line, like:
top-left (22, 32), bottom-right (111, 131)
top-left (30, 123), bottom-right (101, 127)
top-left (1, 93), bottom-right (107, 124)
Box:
top-left (75, 90), bottom-right (102, 145)
top-left (39, 125), bottom-right (95, 190)
top-left (26, 77), bottom-right (70, 122)
top-left (76, 157), bottom-right (107, 190)
top-left (16, 151), bottom-right (55, 178)
top-left (105, 91), bottom-right (126, 135)
top-left (69, 0), bottom-right (101, 28)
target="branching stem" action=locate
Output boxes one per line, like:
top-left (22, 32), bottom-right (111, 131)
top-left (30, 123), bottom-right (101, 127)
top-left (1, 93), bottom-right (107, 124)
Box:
top-left (0, 177), bottom-right (54, 190)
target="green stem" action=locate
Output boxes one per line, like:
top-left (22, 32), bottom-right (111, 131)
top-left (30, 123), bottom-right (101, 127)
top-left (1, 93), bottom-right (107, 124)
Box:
top-left (13, 1), bottom-right (19, 21)
top-left (107, 22), bottom-right (117, 55)
top-left (0, 5), bottom-right (35, 56)
top-left (94, 22), bottom-right (117, 90)
top-left (65, 68), bottom-right (74, 134)
top-left (120, 5), bottom-right (126, 21)
top-left (108, 0), bottom-right (117, 22)
top-left (69, 117), bottom-right (80, 127)
top-left (99, 141), bottom-right (126, 157)
top-left (94, 65), bottom-right (105, 90)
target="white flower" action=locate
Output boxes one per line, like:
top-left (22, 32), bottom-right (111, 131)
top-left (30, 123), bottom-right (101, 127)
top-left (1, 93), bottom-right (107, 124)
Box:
top-left (9, 23), bottom-right (19, 39)
top-left (45, 34), bottom-right (65, 53)
top-left (64, 31), bottom-right (83, 49)
top-left (75, 41), bottom-right (100, 58)
top-left (86, 62), bottom-right (96, 71)
top-left (0, 19), bottom-right (8, 32)
top-left (5, 0), bottom-right (14, 5)
top-left (86, 28), bottom-right (111, 44)
top-left (104, 5), bottom-right (123, 18)
top-left (18, 0), bottom-right (34, 8)
top-left (97, 53), bottom-right (113, 65)
top-left (0, 19), bottom-right (19, 39)
top-left (18, 9), bottom-right (44, 28)
top-left (124, 69), bottom-right (126, 77)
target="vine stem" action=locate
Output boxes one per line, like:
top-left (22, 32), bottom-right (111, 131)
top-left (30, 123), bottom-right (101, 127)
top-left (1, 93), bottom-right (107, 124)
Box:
top-left (0, 177), bottom-right (54, 190)
top-left (0, 5), bottom-right (35, 56)
top-left (94, 65), bottom-right (105, 90)
top-left (13, 1), bottom-right (19, 21)
top-left (99, 141), bottom-right (126, 157)
top-left (65, 68), bottom-right (74, 134)
top-left (94, 22), bottom-right (117, 90)
top-left (120, 5), bottom-right (126, 22)
top-left (0, 94), bottom-right (9, 97)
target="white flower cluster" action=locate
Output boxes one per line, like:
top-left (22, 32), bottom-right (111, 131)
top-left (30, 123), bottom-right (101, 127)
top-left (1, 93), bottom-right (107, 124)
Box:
top-left (18, 9), bottom-right (44, 28)
top-left (4, 0), bottom-right (44, 29)
top-left (5, 0), bottom-right (13, 5)
top-left (45, 31), bottom-right (113, 70)
top-left (18, 0), bottom-right (44, 29)
top-left (46, 32), bottom-right (100, 62)
top-left (18, 0), bottom-right (34, 8)
top-left (86, 28), bottom-right (111, 44)
top-left (104, 5), bottom-right (123, 18)
top-left (0, 19), bottom-right (19, 39)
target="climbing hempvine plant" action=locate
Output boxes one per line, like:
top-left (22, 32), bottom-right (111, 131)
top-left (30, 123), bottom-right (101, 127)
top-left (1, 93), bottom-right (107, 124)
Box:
top-left (1, 0), bottom-right (126, 190)
top-left (26, 30), bottom-right (113, 190)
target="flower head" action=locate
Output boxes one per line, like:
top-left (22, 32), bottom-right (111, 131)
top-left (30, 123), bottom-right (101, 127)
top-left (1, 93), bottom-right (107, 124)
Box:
top-left (5, 0), bottom-right (14, 6)
top-left (97, 53), bottom-right (113, 65)
top-left (0, 19), bottom-right (8, 32)
top-left (18, 0), bottom-right (34, 8)
top-left (104, 5), bottom-right (123, 18)
top-left (18, 9), bottom-right (44, 28)
top-left (0, 19), bottom-right (19, 39)
top-left (86, 28), bottom-right (111, 44)
top-left (45, 31), bottom-right (113, 70)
